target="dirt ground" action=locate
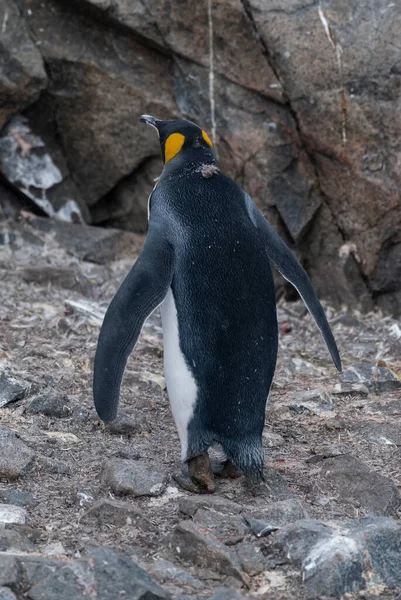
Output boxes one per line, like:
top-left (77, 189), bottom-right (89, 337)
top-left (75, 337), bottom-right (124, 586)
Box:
top-left (0, 215), bottom-right (401, 599)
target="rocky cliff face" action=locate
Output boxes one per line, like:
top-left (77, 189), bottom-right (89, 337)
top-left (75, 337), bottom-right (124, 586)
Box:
top-left (0, 0), bottom-right (400, 314)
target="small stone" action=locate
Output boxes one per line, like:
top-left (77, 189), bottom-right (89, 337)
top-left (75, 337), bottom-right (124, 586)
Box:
top-left (0, 505), bottom-right (27, 525)
top-left (81, 499), bottom-right (154, 531)
top-left (103, 459), bottom-right (168, 497)
top-left (105, 411), bottom-right (150, 435)
top-left (147, 559), bottom-right (205, 591)
top-left (0, 555), bottom-right (21, 587)
top-left (320, 455), bottom-right (400, 516)
top-left (290, 388), bottom-right (333, 415)
top-left (162, 521), bottom-right (244, 581)
top-left (0, 490), bottom-right (37, 508)
top-left (26, 393), bottom-right (71, 418)
top-left (340, 363), bottom-right (401, 394)
top-left (75, 488), bottom-right (95, 507)
top-left (193, 508), bottom-right (248, 545)
top-left (0, 374), bottom-right (28, 408)
top-left (0, 426), bottom-right (35, 479)
top-left (178, 495), bottom-right (243, 517)
top-left (243, 515), bottom-right (279, 538)
top-left (332, 382), bottom-right (369, 397)
top-left (234, 542), bottom-right (266, 576)
top-left (246, 498), bottom-right (308, 526)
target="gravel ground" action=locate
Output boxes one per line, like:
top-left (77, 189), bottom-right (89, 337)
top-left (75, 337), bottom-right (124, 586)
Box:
top-left (0, 214), bottom-right (400, 599)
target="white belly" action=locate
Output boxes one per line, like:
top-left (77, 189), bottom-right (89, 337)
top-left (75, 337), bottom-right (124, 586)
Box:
top-left (160, 288), bottom-right (198, 460)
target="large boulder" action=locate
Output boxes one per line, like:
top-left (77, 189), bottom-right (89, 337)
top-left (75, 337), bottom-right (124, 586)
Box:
top-left (0, 0), bottom-right (47, 128)
top-left (0, 0), bottom-right (399, 313)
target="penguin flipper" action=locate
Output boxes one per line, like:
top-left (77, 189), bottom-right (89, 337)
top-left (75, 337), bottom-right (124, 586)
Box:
top-left (244, 193), bottom-right (342, 372)
top-left (93, 227), bottom-right (174, 422)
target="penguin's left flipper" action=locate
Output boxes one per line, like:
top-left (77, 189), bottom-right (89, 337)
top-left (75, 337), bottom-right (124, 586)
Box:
top-left (244, 193), bottom-right (342, 373)
top-left (93, 225), bottom-right (174, 423)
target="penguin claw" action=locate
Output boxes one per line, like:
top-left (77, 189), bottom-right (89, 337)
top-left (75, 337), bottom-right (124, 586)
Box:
top-left (215, 460), bottom-right (243, 479)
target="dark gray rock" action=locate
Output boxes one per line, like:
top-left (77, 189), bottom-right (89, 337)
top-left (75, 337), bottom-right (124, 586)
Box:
top-left (0, 426), bottom-right (35, 479)
top-left (147, 559), bottom-right (205, 591)
top-left (26, 393), bottom-right (71, 419)
top-left (246, 498), bottom-right (309, 526)
top-left (209, 587), bottom-right (249, 600)
top-left (0, 588), bottom-right (17, 600)
top-left (81, 499), bottom-right (154, 532)
top-left (243, 516), bottom-right (279, 538)
top-left (27, 547), bottom-right (169, 600)
top-left (105, 411), bottom-right (150, 435)
top-left (340, 363), bottom-right (401, 394)
top-left (234, 542), bottom-right (266, 576)
top-left (354, 421), bottom-right (401, 446)
top-left (0, 374), bottom-right (28, 408)
top-left (290, 388), bottom-right (333, 414)
top-left (20, 267), bottom-right (92, 296)
top-left (319, 455), bottom-right (400, 516)
top-left (0, 526), bottom-right (36, 552)
top-left (25, 215), bottom-right (142, 265)
top-left (0, 555), bottom-right (21, 588)
top-left (275, 519), bottom-right (364, 597)
top-left (103, 459), bottom-right (168, 497)
top-left (178, 495), bottom-right (243, 517)
top-left (275, 516), bottom-right (401, 598)
top-left (162, 521), bottom-right (244, 582)
top-left (0, 489), bottom-right (37, 508)
top-left (19, 556), bottom-right (62, 589)
top-left (193, 508), bottom-right (248, 546)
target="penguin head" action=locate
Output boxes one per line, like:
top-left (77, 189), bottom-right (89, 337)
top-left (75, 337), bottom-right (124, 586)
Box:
top-left (140, 115), bottom-right (215, 165)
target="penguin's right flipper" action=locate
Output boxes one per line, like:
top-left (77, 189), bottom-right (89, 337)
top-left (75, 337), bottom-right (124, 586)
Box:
top-left (93, 226), bottom-right (174, 422)
top-left (244, 193), bottom-right (342, 372)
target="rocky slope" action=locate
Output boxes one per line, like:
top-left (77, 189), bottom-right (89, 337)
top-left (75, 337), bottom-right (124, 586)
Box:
top-left (0, 215), bottom-right (401, 599)
top-left (0, 0), bottom-right (401, 314)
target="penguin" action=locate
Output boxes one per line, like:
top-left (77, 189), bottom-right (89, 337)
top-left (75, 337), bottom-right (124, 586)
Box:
top-left (93, 115), bottom-right (342, 493)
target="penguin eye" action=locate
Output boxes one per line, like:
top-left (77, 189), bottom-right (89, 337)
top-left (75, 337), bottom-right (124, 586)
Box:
top-left (164, 133), bottom-right (185, 163)
top-left (202, 130), bottom-right (213, 147)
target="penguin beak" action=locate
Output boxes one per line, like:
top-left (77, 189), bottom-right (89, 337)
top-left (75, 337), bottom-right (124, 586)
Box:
top-left (140, 115), bottom-right (162, 130)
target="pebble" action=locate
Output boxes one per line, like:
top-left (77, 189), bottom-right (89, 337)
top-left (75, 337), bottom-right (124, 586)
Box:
top-left (0, 374), bottom-right (28, 408)
top-left (103, 459), bottom-right (168, 497)
top-left (26, 393), bottom-right (71, 418)
top-left (341, 363), bottom-right (401, 394)
top-left (0, 426), bottom-right (35, 479)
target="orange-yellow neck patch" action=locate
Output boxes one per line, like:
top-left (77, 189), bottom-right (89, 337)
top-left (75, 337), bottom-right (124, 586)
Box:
top-left (164, 133), bottom-right (185, 163)
top-left (202, 130), bottom-right (213, 147)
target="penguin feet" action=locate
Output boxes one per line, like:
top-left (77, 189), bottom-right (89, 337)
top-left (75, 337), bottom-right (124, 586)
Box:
top-left (216, 459), bottom-right (243, 479)
top-left (173, 453), bottom-right (216, 494)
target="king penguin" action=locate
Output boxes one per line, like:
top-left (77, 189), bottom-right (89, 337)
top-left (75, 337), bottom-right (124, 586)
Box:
top-left (93, 115), bottom-right (342, 493)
